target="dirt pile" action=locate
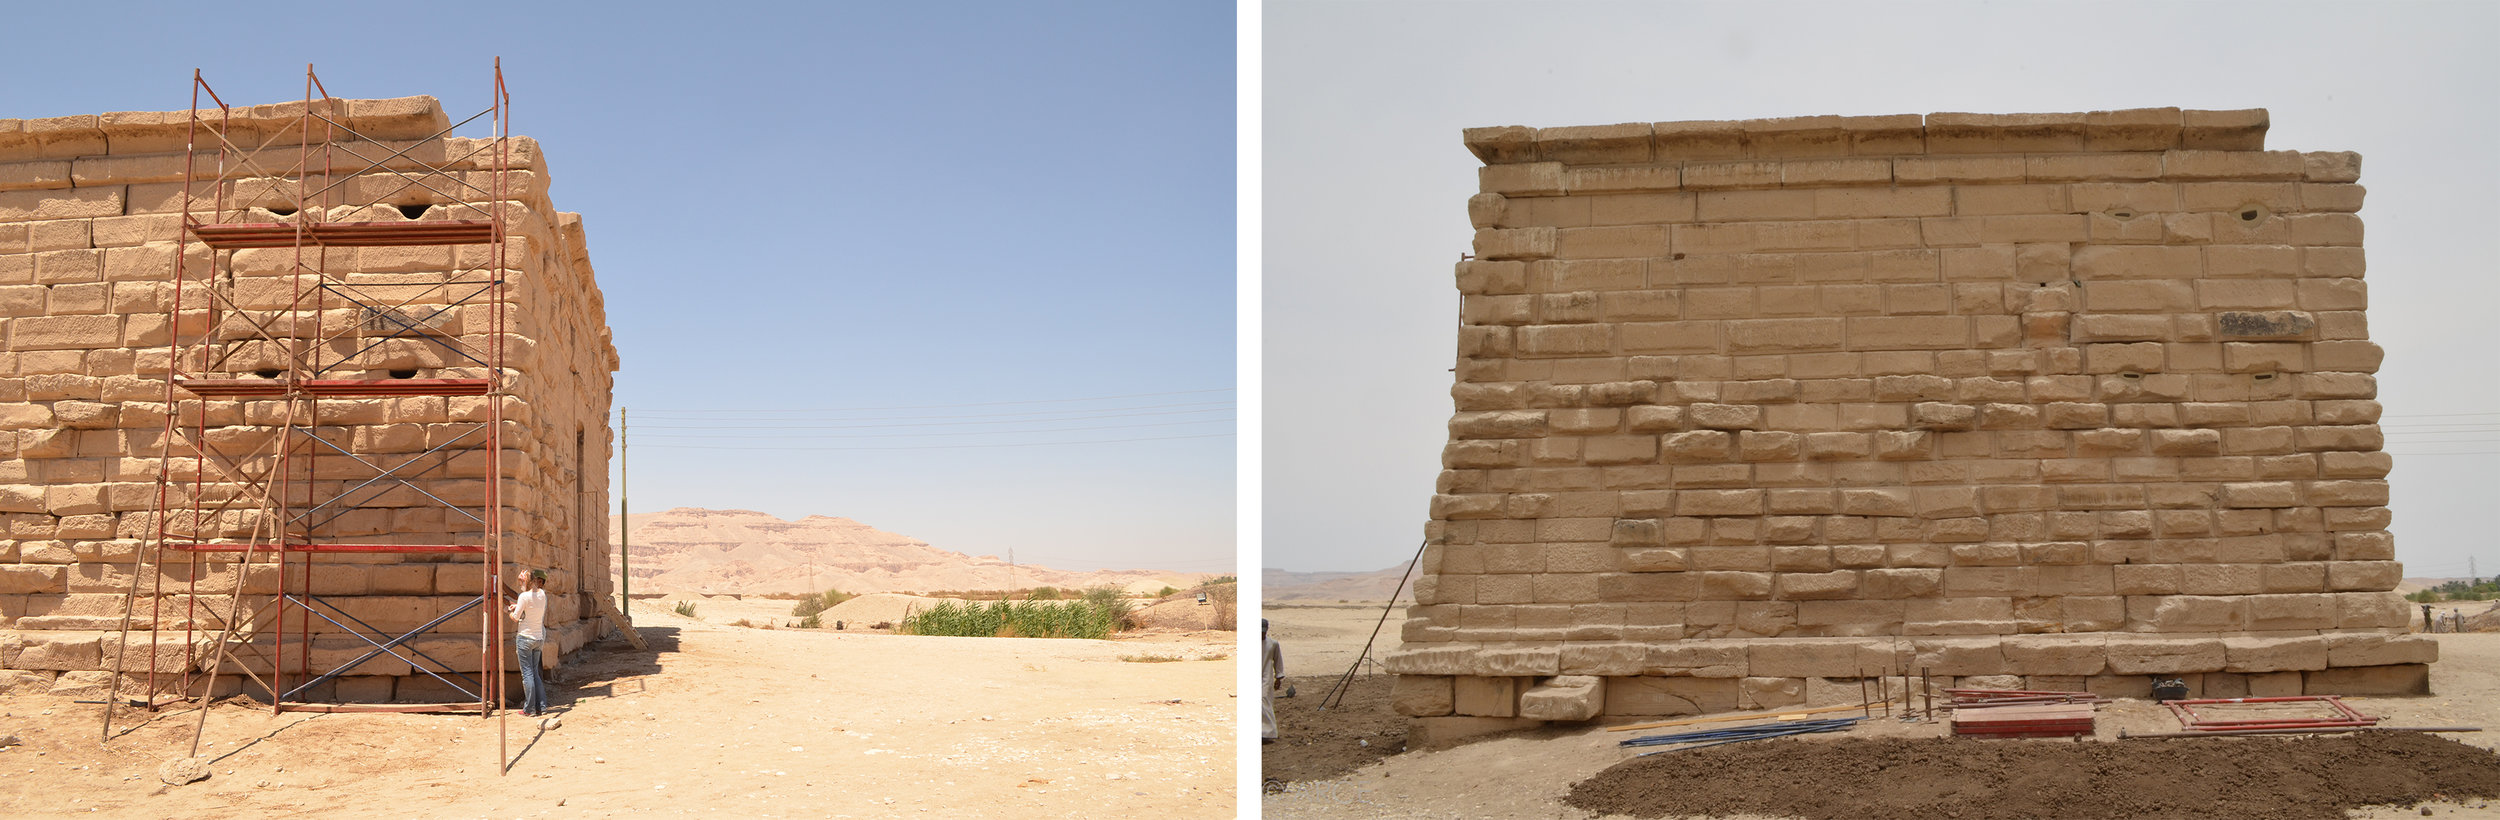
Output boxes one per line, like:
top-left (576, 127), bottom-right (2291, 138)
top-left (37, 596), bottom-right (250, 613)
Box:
top-left (1262, 674), bottom-right (1407, 791)
top-left (1565, 731), bottom-right (2500, 820)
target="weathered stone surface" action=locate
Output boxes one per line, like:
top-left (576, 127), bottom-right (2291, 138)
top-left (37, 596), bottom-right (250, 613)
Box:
top-left (1390, 674), bottom-right (1455, 717)
top-left (2304, 663), bottom-right (2428, 696)
top-left (1408, 716), bottom-right (1543, 750)
top-left (1748, 638), bottom-right (1887, 678)
top-left (0, 97), bottom-right (620, 691)
top-left (1518, 675), bottom-right (1605, 721)
top-left (0, 669), bottom-right (55, 694)
top-left (1999, 635), bottom-right (2109, 676)
top-left (1453, 675), bottom-right (1519, 717)
top-left (2223, 636), bottom-right (2329, 672)
top-left (2322, 632), bottom-right (2437, 667)
top-left (2105, 637), bottom-right (2227, 674)
top-left (1407, 110), bottom-right (2410, 713)
top-left (1605, 675), bottom-right (1738, 716)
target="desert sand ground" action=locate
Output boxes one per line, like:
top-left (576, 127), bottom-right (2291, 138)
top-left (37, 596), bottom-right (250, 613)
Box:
top-left (1263, 601), bottom-right (2500, 820)
top-left (1, 595), bottom-right (1235, 819)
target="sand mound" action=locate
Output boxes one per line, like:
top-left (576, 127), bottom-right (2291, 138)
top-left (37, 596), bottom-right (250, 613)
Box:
top-left (820, 592), bottom-right (966, 626)
top-left (1121, 578), bottom-right (1184, 596)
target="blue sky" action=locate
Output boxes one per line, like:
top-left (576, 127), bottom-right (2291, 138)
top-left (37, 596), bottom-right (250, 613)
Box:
top-left (4, 1), bottom-right (1237, 575)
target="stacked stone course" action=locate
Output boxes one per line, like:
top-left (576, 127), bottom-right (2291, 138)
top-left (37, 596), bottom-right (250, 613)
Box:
top-left (1388, 109), bottom-right (2430, 726)
top-left (0, 97), bottom-right (620, 702)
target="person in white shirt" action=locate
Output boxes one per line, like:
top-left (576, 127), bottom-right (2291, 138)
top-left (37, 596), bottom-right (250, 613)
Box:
top-left (507, 568), bottom-right (550, 717)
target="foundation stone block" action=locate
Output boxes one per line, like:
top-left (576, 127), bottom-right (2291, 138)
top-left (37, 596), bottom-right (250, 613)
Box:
top-left (1390, 674), bottom-right (1455, 717)
top-left (1518, 675), bottom-right (1605, 721)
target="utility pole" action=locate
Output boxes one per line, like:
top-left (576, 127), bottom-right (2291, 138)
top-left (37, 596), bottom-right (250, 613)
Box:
top-left (621, 407), bottom-right (629, 616)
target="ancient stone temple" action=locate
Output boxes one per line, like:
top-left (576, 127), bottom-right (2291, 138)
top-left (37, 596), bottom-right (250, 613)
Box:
top-left (1388, 109), bottom-right (2429, 727)
top-left (0, 92), bottom-right (620, 705)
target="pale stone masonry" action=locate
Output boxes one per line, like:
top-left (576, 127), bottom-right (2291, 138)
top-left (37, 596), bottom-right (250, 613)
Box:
top-left (1388, 109), bottom-right (2431, 725)
top-left (0, 97), bottom-right (620, 701)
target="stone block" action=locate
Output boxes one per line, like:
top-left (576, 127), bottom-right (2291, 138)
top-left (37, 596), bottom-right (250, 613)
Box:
top-left (2105, 637), bottom-right (2225, 674)
top-left (1474, 227), bottom-right (1557, 261)
top-left (2221, 636), bottom-right (2328, 672)
top-left (1748, 638), bottom-right (1885, 678)
top-left (2000, 635), bottom-right (2110, 676)
top-left (1390, 675), bottom-right (1455, 717)
top-left (1460, 675), bottom-right (1510, 720)
top-left (1733, 676), bottom-right (1807, 710)
top-left (1644, 642), bottom-right (1748, 678)
top-left (2304, 664), bottom-right (2428, 696)
top-left (0, 669), bottom-right (56, 694)
top-left (1605, 675), bottom-right (1739, 716)
top-left (2083, 674), bottom-right (2157, 699)
top-left (1478, 163), bottom-right (1565, 196)
top-left (1559, 642), bottom-right (1646, 676)
top-left (1518, 675), bottom-right (1605, 721)
top-left (1907, 637), bottom-right (2004, 676)
top-left (1407, 715), bottom-right (1543, 749)
top-left (1775, 570), bottom-right (1859, 600)
top-left (0, 564), bottom-right (67, 594)
top-left (11, 630), bottom-right (104, 670)
top-left (2322, 633), bottom-right (2436, 667)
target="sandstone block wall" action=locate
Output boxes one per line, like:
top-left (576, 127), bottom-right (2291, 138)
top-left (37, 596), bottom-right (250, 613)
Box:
top-left (0, 97), bottom-right (621, 701)
top-left (1388, 109), bottom-right (2433, 722)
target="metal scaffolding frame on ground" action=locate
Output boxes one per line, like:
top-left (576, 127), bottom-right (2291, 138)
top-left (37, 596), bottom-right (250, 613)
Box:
top-left (100, 62), bottom-right (520, 769)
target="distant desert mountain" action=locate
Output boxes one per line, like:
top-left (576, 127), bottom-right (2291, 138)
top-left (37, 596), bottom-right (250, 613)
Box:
top-left (1264, 563), bottom-right (1419, 602)
top-left (609, 507), bottom-right (1209, 596)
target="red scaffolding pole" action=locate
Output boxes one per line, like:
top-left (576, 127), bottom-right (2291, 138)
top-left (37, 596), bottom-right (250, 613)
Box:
top-left (103, 62), bottom-right (517, 772)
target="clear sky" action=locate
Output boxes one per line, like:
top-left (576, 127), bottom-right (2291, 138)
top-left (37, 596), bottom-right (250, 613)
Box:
top-left (4, 1), bottom-right (1237, 576)
top-left (1262, 0), bottom-right (2500, 575)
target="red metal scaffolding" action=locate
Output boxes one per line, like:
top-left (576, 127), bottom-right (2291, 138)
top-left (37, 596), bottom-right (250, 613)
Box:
top-left (107, 63), bottom-right (517, 749)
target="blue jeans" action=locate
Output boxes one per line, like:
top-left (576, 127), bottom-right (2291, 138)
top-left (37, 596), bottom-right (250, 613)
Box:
top-left (516, 635), bottom-right (548, 715)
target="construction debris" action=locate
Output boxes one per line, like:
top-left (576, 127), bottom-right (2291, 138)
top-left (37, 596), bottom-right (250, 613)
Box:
top-left (1952, 702), bottom-right (2098, 739)
top-left (1620, 717), bottom-right (1863, 755)
top-left (1945, 688), bottom-right (2111, 709)
top-left (156, 757), bottom-right (210, 786)
top-left (2166, 696), bottom-right (2378, 732)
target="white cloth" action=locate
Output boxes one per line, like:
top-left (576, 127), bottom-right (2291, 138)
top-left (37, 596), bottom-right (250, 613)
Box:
top-left (510, 587), bottom-right (547, 641)
top-left (1262, 636), bottom-right (1282, 740)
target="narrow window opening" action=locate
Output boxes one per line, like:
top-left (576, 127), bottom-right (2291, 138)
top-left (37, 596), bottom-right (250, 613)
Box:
top-left (389, 369), bottom-right (419, 379)
top-left (396, 203), bottom-right (432, 220)
top-left (266, 206), bottom-right (297, 217)
top-left (2238, 208), bottom-right (2263, 222)
top-left (253, 369), bottom-right (283, 379)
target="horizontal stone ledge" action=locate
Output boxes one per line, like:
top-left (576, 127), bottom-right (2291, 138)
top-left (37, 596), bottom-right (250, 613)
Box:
top-left (1392, 661), bottom-right (2429, 719)
top-left (1383, 630), bottom-right (2433, 680)
top-left (0, 97), bottom-right (457, 162)
top-left (1466, 109), bottom-right (2267, 165)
